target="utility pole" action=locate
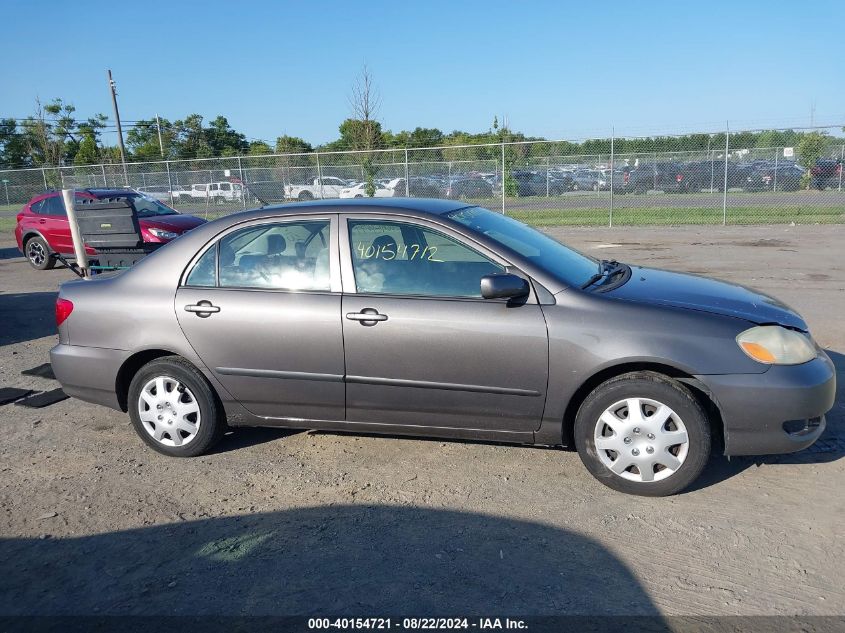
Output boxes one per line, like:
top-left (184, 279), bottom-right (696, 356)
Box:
top-left (107, 69), bottom-right (129, 185)
top-left (155, 114), bottom-right (165, 158)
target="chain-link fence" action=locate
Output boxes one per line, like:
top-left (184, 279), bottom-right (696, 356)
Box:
top-left (1, 125), bottom-right (843, 227)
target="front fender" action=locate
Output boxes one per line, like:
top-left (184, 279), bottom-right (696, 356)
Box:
top-left (536, 291), bottom-right (763, 443)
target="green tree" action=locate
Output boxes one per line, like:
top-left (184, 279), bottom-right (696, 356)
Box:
top-left (127, 118), bottom-right (176, 160)
top-left (798, 132), bottom-right (828, 169)
top-left (73, 130), bottom-right (99, 165)
top-left (0, 118), bottom-right (29, 167)
top-left (275, 135), bottom-right (312, 154)
top-left (205, 115), bottom-right (248, 157)
top-left (173, 114), bottom-right (213, 159)
top-left (15, 98), bottom-right (106, 167)
top-left (248, 140), bottom-right (272, 155)
top-left (407, 127), bottom-right (444, 148)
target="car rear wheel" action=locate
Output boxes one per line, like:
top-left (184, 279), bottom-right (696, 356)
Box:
top-left (128, 357), bottom-right (226, 457)
top-left (298, 191), bottom-right (313, 201)
top-left (25, 236), bottom-right (55, 270)
top-left (574, 371), bottom-right (710, 496)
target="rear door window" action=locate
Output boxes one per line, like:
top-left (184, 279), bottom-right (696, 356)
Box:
top-left (41, 196), bottom-right (67, 216)
top-left (185, 219), bottom-right (332, 291)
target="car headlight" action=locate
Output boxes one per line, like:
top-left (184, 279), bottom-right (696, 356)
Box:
top-left (147, 228), bottom-right (179, 240)
top-left (736, 325), bottom-right (817, 365)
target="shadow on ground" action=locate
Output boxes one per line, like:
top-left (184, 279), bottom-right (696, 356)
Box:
top-left (0, 247), bottom-right (21, 260)
top-left (210, 426), bottom-right (303, 454)
top-left (0, 505), bottom-right (666, 619)
top-left (0, 291), bottom-right (58, 346)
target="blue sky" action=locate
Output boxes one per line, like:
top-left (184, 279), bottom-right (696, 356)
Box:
top-left (3, 0), bottom-right (843, 146)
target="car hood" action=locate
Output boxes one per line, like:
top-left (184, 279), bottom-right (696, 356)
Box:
top-left (138, 214), bottom-right (206, 232)
top-left (604, 266), bottom-right (807, 330)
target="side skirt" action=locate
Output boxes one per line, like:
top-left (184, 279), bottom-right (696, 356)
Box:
top-left (226, 412), bottom-right (537, 445)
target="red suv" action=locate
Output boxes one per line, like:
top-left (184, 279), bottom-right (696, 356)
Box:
top-left (15, 189), bottom-right (206, 270)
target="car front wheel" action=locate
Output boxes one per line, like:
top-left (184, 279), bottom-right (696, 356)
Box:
top-left (574, 371), bottom-right (710, 496)
top-left (128, 356), bottom-right (226, 457)
top-left (25, 235), bottom-right (56, 270)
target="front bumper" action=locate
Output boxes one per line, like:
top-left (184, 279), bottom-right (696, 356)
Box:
top-left (696, 353), bottom-right (836, 456)
top-left (50, 343), bottom-right (128, 411)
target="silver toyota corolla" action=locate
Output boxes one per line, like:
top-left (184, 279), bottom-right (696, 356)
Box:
top-left (50, 199), bottom-right (836, 496)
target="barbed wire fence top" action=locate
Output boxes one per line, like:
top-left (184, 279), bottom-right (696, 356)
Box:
top-left (1, 124), bottom-right (843, 227)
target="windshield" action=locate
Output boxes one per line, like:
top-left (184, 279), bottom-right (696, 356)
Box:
top-left (127, 194), bottom-right (178, 218)
top-left (446, 206), bottom-right (598, 287)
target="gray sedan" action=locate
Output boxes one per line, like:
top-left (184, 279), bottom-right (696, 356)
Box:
top-left (50, 199), bottom-right (835, 496)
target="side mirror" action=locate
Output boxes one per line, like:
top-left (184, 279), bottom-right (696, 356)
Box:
top-left (480, 273), bottom-right (529, 300)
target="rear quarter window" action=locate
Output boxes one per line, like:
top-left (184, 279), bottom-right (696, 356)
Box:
top-left (185, 246), bottom-right (217, 287)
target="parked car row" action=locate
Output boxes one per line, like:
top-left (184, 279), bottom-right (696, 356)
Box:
top-left (131, 156), bottom-right (841, 207)
top-left (172, 181), bottom-right (244, 203)
top-left (604, 159), bottom-right (808, 194)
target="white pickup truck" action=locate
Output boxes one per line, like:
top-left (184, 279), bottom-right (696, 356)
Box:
top-left (174, 182), bottom-right (243, 204)
top-left (285, 177), bottom-right (349, 200)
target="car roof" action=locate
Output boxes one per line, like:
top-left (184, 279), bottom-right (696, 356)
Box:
top-left (252, 197), bottom-right (473, 217)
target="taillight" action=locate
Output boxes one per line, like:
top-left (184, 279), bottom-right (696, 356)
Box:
top-left (56, 298), bottom-right (74, 326)
top-left (624, 172), bottom-right (629, 183)
top-left (676, 174), bottom-right (683, 182)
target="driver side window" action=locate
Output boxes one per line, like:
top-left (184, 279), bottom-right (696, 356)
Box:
top-left (348, 220), bottom-right (503, 298)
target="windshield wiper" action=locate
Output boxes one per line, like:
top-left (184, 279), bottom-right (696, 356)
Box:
top-left (581, 259), bottom-right (622, 289)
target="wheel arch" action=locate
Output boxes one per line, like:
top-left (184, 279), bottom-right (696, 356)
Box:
top-left (560, 361), bottom-right (725, 452)
top-left (116, 348), bottom-right (185, 412)
top-left (22, 229), bottom-right (49, 249)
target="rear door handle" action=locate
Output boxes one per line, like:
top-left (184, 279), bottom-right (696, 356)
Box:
top-left (345, 308), bottom-right (388, 325)
top-left (185, 301), bottom-right (220, 317)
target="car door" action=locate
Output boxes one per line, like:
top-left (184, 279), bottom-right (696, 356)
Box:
top-left (339, 214), bottom-right (549, 433)
top-left (175, 215), bottom-right (344, 421)
top-left (38, 194), bottom-right (74, 254)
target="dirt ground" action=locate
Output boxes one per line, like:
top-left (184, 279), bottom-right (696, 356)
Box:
top-left (0, 223), bottom-right (843, 617)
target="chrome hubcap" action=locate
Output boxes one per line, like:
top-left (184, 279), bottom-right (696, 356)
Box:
top-left (137, 376), bottom-right (201, 447)
top-left (594, 397), bottom-right (689, 483)
top-left (27, 241), bottom-right (45, 265)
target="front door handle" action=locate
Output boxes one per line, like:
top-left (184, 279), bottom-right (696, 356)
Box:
top-left (346, 308), bottom-right (388, 325)
top-left (185, 300), bottom-right (221, 317)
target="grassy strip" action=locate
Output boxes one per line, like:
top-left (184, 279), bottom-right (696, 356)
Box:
top-left (509, 206), bottom-right (845, 227)
top-left (0, 216), bottom-right (16, 235)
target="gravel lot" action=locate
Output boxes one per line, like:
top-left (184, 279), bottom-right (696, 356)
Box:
top-left (0, 223), bottom-right (843, 617)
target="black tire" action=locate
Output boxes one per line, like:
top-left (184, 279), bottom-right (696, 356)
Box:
top-left (24, 235), bottom-right (56, 270)
top-left (574, 371), bottom-right (710, 496)
top-left (298, 191), bottom-right (313, 201)
top-left (127, 356), bottom-right (226, 457)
